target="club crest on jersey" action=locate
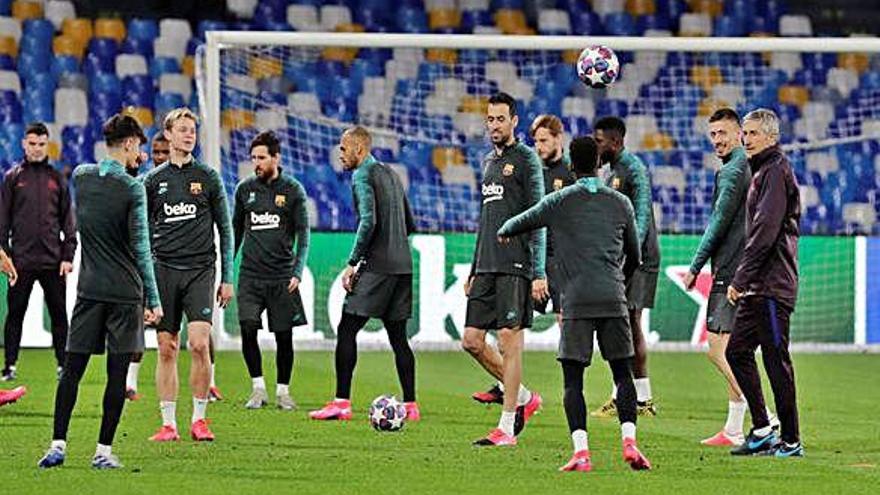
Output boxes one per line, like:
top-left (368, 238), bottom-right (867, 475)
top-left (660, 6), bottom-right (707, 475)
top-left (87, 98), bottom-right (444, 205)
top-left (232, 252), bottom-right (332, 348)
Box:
top-left (553, 178), bottom-right (563, 191)
top-left (275, 194), bottom-right (286, 207)
top-left (247, 192), bottom-right (256, 204)
top-left (612, 177), bottom-right (621, 189)
top-left (190, 182), bottom-right (202, 195)
top-left (502, 163), bottom-right (515, 176)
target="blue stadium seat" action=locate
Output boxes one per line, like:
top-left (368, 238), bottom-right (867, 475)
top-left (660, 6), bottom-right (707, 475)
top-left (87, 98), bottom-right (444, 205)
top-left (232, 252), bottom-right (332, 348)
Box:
top-left (637, 14), bottom-right (672, 33)
top-left (255, 1), bottom-right (287, 24)
top-left (18, 35), bottom-right (51, 58)
top-left (61, 126), bottom-right (96, 165)
top-left (724, 0), bottom-right (756, 20)
top-left (90, 73), bottom-right (121, 98)
top-left (88, 37), bottom-right (119, 61)
top-left (196, 20), bottom-right (227, 41)
top-left (714, 15), bottom-right (747, 37)
top-left (121, 38), bottom-right (154, 59)
top-left (155, 93), bottom-right (186, 116)
top-left (127, 19), bottom-right (159, 42)
top-left (461, 10), bottom-right (493, 32)
top-left (150, 57), bottom-right (181, 78)
top-left (396, 7), bottom-right (429, 33)
top-left (0, 0), bottom-right (9, 15)
top-left (51, 56), bottom-right (81, 81)
top-left (23, 18), bottom-right (55, 44)
top-left (0, 54), bottom-right (13, 71)
top-left (861, 71), bottom-right (880, 90)
top-left (122, 74), bottom-right (154, 108)
top-left (355, 8), bottom-right (391, 32)
top-left (84, 52), bottom-right (115, 76)
top-left (17, 53), bottom-right (50, 78)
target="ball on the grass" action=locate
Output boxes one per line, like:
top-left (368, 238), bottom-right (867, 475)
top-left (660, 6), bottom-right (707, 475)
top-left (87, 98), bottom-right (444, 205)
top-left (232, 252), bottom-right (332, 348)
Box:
top-left (368, 394), bottom-right (407, 432)
top-left (576, 45), bottom-right (620, 89)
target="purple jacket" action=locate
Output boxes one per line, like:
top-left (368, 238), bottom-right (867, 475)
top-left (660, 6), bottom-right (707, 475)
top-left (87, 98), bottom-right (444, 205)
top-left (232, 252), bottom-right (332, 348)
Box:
top-left (0, 159), bottom-right (77, 271)
top-left (731, 145), bottom-right (800, 310)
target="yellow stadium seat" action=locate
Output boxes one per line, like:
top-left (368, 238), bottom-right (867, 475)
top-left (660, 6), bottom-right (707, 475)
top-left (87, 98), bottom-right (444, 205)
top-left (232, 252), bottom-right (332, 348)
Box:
top-left (431, 146), bottom-right (465, 173)
top-left (322, 46), bottom-right (358, 63)
top-left (626, 0), bottom-right (656, 16)
top-left (62, 18), bottom-right (95, 47)
top-left (690, 65), bottom-right (723, 92)
top-left (642, 132), bottom-right (675, 150)
top-left (562, 49), bottom-right (580, 65)
top-left (250, 56), bottom-right (283, 79)
top-left (429, 9), bottom-right (462, 31)
top-left (495, 9), bottom-right (528, 34)
top-left (838, 53), bottom-right (869, 74)
top-left (94, 18), bottom-right (126, 43)
top-left (459, 96), bottom-right (488, 114)
top-left (47, 141), bottom-right (61, 161)
top-left (222, 109), bottom-right (255, 130)
top-left (777, 85), bottom-right (809, 108)
top-left (335, 23), bottom-right (365, 33)
top-left (182, 56), bottom-right (195, 77)
top-left (12, 1), bottom-right (43, 21)
top-left (426, 48), bottom-right (458, 65)
top-left (697, 98), bottom-right (731, 117)
top-left (53, 35), bottom-right (84, 59)
top-left (123, 106), bottom-right (154, 127)
top-left (689, 0), bottom-right (723, 18)
top-left (0, 36), bottom-right (17, 58)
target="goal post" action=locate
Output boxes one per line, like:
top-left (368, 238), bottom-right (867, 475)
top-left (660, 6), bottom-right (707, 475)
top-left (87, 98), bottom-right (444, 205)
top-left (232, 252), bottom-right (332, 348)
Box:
top-left (198, 31), bottom-right (880, 350)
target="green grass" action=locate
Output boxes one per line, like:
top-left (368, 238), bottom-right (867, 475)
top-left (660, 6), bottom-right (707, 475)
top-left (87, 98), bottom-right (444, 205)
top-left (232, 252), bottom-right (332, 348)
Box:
top-left (1, 349), bottom-right (878, 494)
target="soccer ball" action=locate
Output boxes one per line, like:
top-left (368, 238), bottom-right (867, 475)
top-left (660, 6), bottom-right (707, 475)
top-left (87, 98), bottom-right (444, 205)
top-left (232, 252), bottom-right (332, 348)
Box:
top-left (368, 394), bottom-right (407, 432)
top-left (576, 45), bottom-right (620, 89)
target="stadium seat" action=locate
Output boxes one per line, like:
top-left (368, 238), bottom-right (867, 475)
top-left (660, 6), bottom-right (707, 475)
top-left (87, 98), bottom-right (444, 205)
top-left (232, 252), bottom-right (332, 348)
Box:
top-left (431, 146), bottom-right (465, 172)
top-left (770, 52), bottom-right (802, 77)
top-left (150, 57), bottom-right (181, 78)
top-left (0, 16), bottom-right (21, 42)
top-left (221, 109), bottom-right (256, 131)
top-left (89, 72), bottom-right (120, 97)
top-left (626, 115), bottom-right (660, 149)
top-left (320, 5), bottom-right (352, 31)
top-left (713, 14), bottom-right (747, 36)
top-left (494, 9), bottom-right (528, 34)
top-left (62, 18), bottom-right (94, 47)
top-left (196, 20), bottom-right (227, 40)
top-left (843, 202), bottom-right (875, 233)
top-left (690, 65), bottom-right (723, 92)
top-left (121, 37), bottom-right (153, 58)
top-left (625, 0), bottom-right (656, 16)
top-left (11, 1), bottom-right (41, 21)
top-left (227, 0), bottom-right (258, 19)
top-left (45, 0), bottom-right (75, 30)
top-left (53, 35), bottom-right (85, 59)
top-left (159, 18), bottom-right (192, 41)
top-left (287, 92), bottom-right (322, 118)
top-left (122, 105), bottom-right (153, 126)
top-left (249, 55), bottom-right (282, 80)
top-left (50, 55), bottom-right (80, 80)
top-left (23, 18), bottom-right (54, 44)
top-left (0, 70), bottom-right (20, 93)
top-left (536, 8), bottom-right (570, 35)
top-left (0, 37), bottom-right (14, 58)
top-left (94, 18), bottom-right (126, 42)
top-left (127, 18), bottom-right (158, 42)
top-left (652, 165), bottom-right (686, 194)
top-left (54, 88), bottom-right (88, 127)
top-left (116, 54), bottom-right (149, 78)
top-left (838, 53), bottom-right (869, 74)
top-left (778, 14), bottom-right (812, 36)
top-left (826, 67), bottom-right (859, 98)
top-left (592, 0), bottom-right (625, 16)
top-left (397, 7), bottom-right (429, 33)
top-left (460, 0), bottom-right (490, 10)
top-left (678, 13), bottom-right (712, 36)
top-left (254, 108), bottom-right (286, 131)
top-left (429, 9), bottom-right (462, 32)
top-left (452, 112), bottom-right (484, 139)
top-left (604, 12), bottom-right (636, 36)
top-left (806, 151), bottom-right (839, 177)
top-left (87, 37), bottom-right (119, 64)
top-left (287, 4), bottom-right (319, 31)
top-left (690, 0), bottom-right (723, 18)
top-left (561, 96), bottom-right (596, 120)
top-left (154, 36), bottom-right (188, 61)
top-left (778, 84), bottom-right (809, 108)
top-left (0, 53), bottom-right (12, 70)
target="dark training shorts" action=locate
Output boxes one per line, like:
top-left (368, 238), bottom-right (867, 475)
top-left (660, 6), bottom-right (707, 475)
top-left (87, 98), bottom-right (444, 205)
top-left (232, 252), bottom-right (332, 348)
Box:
top-left (707, 289), bottom-right (737, 333)
top-left (154, 264), bottom-right (215, 333)
top-left (557, 317), bottom-right (634, 366)
top-left (343, 272), bottom-right (413, 322)
top-left (238, 276), bottom-right (307, 332)
top-left (465, 273), bottom-right (533, 330)
top-left (626, 268), bottom-right (658, 310)
top-left (67, 299), bottom-right (144, 355)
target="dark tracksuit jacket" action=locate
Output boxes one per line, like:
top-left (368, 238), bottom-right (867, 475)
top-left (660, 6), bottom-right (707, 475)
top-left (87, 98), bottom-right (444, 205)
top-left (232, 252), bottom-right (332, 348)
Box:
top-left (606, 149), bottom-right (660, 272)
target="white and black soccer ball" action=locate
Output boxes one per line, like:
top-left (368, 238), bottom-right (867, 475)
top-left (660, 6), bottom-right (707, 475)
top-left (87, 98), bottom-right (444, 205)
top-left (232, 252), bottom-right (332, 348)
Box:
top-left (576, 45), bottom-right (620, 89)
top-left (368, 394), bottom-right (407, 432)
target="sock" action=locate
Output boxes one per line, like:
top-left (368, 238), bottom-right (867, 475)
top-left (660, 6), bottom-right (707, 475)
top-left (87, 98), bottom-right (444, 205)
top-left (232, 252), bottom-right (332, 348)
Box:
top-left (50, 439), bottom-right (67, 452)
top-left (725, 400), bottom-right (747, 436)
top-left (252, 376), bottom-right (266, 390)
top-left (210, 363), bottom-right (216, 388)
top-left (126, 362), bottom-right (140, 390)
top-left (160, 401), bottom-right (177, 428)
top-left (95, 443), bottom-right (112, 457)
top-left (754, 424), bottom-right (773, 437)
top-left (516, 385), bottom-right (532, 407)
top-left (621, 422), bottom-right (636, 441)
top-left (611, 383), bottom-right (618, 400)
top-left (571, 430), bottom-right (588, 453)
top-left (497, 381), bottom-right (505, 392)
top-left (498, 410), bottom-right (516, 437)
top-left (277, 383), bottom-right (289, 396)
top-left (634, 378), bottom-right (652, 402)
top-left (192, 397), bottom-right (208, 423)
top-left (767, 407), bottom-right (779, 425)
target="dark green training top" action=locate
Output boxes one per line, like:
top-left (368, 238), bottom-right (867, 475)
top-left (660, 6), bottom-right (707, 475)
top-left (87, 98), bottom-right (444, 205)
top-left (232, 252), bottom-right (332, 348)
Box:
top-left (606, 149), bottom-right (660, 271)
top-left (498, 177), bottom-right (641, 319)
top-left (471, 141), bottom-right (547, 280)
top-left (542, 152), bottom-right (575, 259)
top-left (72, 158), bottom-right (160, 308)
top-left (142, 159), bottom-right (234, 283)
top-left (233, 169), bottom-right (310, 281)
top-left (689, 147), bottom-right (751, 286)
top-left (348, 155), bottom-right (415, 274)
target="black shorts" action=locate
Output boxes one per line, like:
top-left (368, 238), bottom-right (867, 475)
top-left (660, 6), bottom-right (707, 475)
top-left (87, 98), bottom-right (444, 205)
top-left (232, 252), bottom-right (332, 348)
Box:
top-left (557, 317), bottom-right (633, 366)
top-left (238, 276), bottom-right (307, 332)
top-left (626, 268), bottom-right (658, 310)
top-left (465, 273), bottom-right (533, 330)
top-left (707, 289), bottom-right (737, 333)
top-left (535, 258), bottom-right (562, 315)
top-left (67, 299), bottom-right (144, 355)
top-left (343, 272), bottom-right (412, 322)
top-left (154, 264), bottom-right (215, 333)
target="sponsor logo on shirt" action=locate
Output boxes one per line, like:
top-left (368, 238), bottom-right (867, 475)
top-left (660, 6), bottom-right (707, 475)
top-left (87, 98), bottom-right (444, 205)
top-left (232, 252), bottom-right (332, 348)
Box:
top-left (502, 163), bottom-right (515, 176)
top-left (275, 194), bottom-right (286, 207)
top-left (482, 183), bottom-right (504, 204)
top-left (250, 211), bottom-right (281, 230)
top-left (247, 192), bottom-right (256, 204)
top-left (163, 202), bottom-right (197, 223)
top-left (190, 182), bottom-right (203, 195)
top-left (158, 182), bottom-right (168, 195)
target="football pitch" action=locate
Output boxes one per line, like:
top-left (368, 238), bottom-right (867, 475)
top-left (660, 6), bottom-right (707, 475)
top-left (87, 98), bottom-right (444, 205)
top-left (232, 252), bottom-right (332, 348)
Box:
top-left (1, 349), bottom-right (878, 494)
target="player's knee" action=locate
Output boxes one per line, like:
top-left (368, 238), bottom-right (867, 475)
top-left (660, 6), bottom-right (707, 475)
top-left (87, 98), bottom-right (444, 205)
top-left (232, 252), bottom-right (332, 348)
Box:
top-left (189, 337), bottom-right (210, 356)
top-left (158, 339), bottom-right (178, 361)
top-left (460, 331), bottom-right (484, 355)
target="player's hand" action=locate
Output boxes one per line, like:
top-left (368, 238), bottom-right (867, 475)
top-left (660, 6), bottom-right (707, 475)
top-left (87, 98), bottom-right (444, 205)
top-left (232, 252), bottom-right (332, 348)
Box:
top-left (683, 271), bottom-right (697, 291)
top-left (727, 285), bottom-right (743, 305)
top-left (144, 306), bottom-right (164, 325)
top-left (59, 261), bottom-right (73, 277)
top-left (497, 235), bottom-right (511, 244)
top-left (288, 276), bottom-right (300, 294)
top-left (0, 252), bottom-right (17, 286)
top-left (217, 283), bottom-right (234, 308)
top-left (532, 278), bottom-right (549, 303)
top-left (464, 276), bottom-right (474, 296)
top-left (342, 265), bottom-right (355, 293)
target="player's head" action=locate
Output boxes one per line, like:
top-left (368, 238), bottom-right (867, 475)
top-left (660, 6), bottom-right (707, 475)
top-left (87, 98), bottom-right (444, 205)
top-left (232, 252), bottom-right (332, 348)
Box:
top-left (103, 114), bottom-right (147, 168)
top-left (163, 107), bottom-right (198, 156)
top-left (339, 126), bottom-right (372, 171)
top-left (22, 122), bottom-right (49, 163)
top-left (486, 92), bottom-right (518, 147)
top-left (530, 114), bottom-right (564, 162)
top-left (593, 116), bottom-right (626, 163)
top-left (250, 131), bottom-right (282, 181)
top-left (742, 108), bottom-right (780, 158)
top-left (569, 135), bottom-right (600, 178)
top-left (151, 132), bottom-right (170, 165)
top-left (707, 108), bottom-right (742, 159)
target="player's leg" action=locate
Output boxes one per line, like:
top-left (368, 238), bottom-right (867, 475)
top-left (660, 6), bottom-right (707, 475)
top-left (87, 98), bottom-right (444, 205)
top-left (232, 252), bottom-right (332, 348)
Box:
top-left (152, 330), bottom-right (181, 440)
top-left (240, 321), bottom-right (268, 409)
top-left (39, 351), bottom-right (90, 468)
top-left (274, 331), bottom-right (295, 410)
top-left (702, 330), bottom-right (747, 446)
top-left (383, 318), bottom-right (417, 417)
top-left (472, 326), bottom-right (522, 446)
top-left (207, 332), bottom-right (222, 401)
top-left (463, 274), bottom-right (511, 404)
top-left (309, 312), bottom-right (367, 420)
top-left (187, 321), bottom-right (213, 440)
top-left (269, 279), bottom-right (305, 411)
top-left (38, 269), bottom-right (69, 377)
top-left (610, 357), bottom-right (650, 469)
top-left (628, 307), bottom-right (655, 414)
top-left (558, 358), bottom-right (592, 472)
top-left (125, 352), bottom-right (143, 400)
top-left (93, 351), bottom-right (132, 468)
top-left (3, 270), bottom-right (37, 380)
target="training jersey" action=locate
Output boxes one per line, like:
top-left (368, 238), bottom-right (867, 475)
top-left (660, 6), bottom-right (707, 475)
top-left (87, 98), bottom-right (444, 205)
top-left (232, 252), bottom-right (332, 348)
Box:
top-left (606, 149), bottom-right (660, 271)
top-left (542, 153), bottom-right (575, 259)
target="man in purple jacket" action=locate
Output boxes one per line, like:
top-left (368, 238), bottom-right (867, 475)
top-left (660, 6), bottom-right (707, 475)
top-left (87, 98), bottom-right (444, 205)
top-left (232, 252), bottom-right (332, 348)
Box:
top-left (0, 123), bottom-right (77, 382)
top-left (726, 109), bottom-right (803, 458)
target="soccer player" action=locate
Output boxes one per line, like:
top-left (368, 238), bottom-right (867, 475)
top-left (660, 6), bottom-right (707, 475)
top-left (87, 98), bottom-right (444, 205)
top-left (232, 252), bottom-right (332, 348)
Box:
top-left (462, 92), bottom-right (546, 447)
top-left (37, 114), bottom-right (163, 469)
top-left (0, 122), bottom-right (77, 381)
top-left (233, 131), bottom-right (310, 411)
top-left (143, 108), bottom-right (234, 442)
top-left (726, 109), bottom-right (803, 458)
top-left (309, 126), bottom-right (419, 421)
top-left (591, 116), bottom-right (660, 418)
top-left (0, 385), bottom-right (26, 407)
top-left (498, 135), bottom-right (651, 471)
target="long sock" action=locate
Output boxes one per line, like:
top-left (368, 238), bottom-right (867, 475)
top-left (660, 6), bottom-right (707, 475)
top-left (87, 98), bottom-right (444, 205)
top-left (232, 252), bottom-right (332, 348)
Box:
top-left (572, 430), bottom-right (588, 453)
top-left (210, 363), bottom-right (216, 388)
top-left (621, 422), bottom-right (636, 441)
top-left (611, 383), bottom-right (618, 400)
top-left (277, 383), bottom-right (289, 396)
top-left (240, 324), bottom-right (263, 378)
top-left (252, 376), bottom-right (266, 390)
top-left (634, 378), bottom-right (652, 402)
top-left (725, 400), bottom-right (747, 435)
top-left (98, 353), bottom-right (132, 446)
top-left (192, 397), bottom-right (208, 423)
top-left (52, 352), bottom-right (91, 441)
top-left (384, 319), bottom-right (416, 402)
top-left (610, 358), bottom-right (637, 425)
top-left (334, 313), bottom-right (368, 400)
top-left (51, 439), bottom-right (67, 452)
top-left (160, 401), bottom-right (177, 428)
top-left (126, 362), bottom-right (141, 390)
top-left (498, 410), bottom-right (516, 436)
top-left (274, 331), bottom-right (293, 386)
top-left (561, 359), bottom-right (587, 432)
top-left (95, 443), bottom-right (112, 457)
top-left (516, 385), bottom-right (532, 406)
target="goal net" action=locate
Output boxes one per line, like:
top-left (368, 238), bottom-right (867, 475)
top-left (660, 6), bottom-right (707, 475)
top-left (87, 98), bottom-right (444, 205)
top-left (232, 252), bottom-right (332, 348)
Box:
top-left (199, 33), bottom-right (880, 349)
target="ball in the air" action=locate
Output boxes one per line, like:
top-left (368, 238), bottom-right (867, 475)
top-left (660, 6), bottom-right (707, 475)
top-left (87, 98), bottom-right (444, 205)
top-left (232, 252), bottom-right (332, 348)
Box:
top-left (576, 45), bottom-right (620, 89)
top-left (368, 394), bottom-right (407, 432)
